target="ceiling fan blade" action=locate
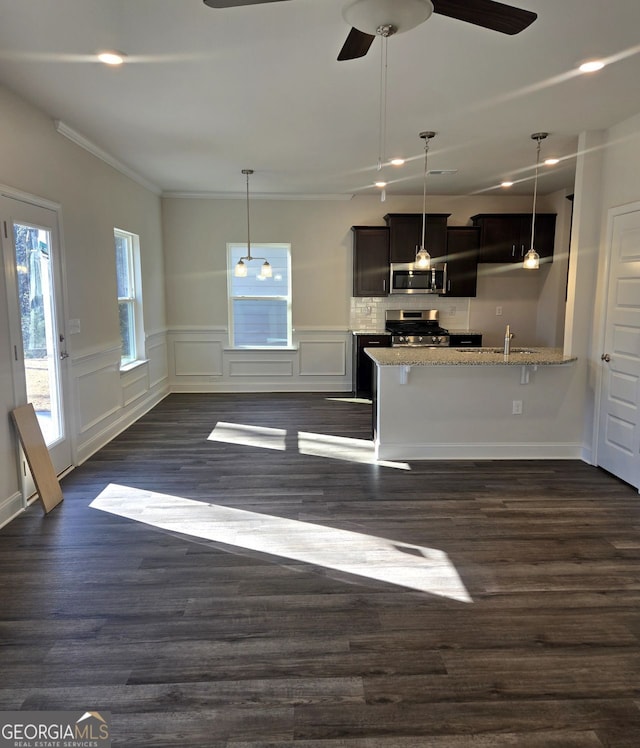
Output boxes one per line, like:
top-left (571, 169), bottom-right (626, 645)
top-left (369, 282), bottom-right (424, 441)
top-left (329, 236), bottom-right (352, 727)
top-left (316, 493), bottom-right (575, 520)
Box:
top-left (338, 27), bottom-right (376, 61)
top-left (203, 0), bottom-right (291, 8)
top-left (432, 0), bottom-right (537, 35)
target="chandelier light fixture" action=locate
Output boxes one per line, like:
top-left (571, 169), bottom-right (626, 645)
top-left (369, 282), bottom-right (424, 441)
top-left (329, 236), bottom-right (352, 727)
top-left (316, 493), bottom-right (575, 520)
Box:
top-left (234, 169), bottom-right (272, 279)
top-left (523, 132), bottom-right (548, 270)
top-left (415, 130), bottom-right (436, 269)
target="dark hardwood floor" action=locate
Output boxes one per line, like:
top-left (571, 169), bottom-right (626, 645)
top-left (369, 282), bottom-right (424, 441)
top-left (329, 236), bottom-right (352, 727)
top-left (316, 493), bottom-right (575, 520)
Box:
top-left (1, 392), bottom-right (640, 747)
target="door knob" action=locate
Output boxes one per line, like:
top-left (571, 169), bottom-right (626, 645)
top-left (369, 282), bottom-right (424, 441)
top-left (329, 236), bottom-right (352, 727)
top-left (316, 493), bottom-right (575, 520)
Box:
top-left (601, 353), bottom-right (611, 362)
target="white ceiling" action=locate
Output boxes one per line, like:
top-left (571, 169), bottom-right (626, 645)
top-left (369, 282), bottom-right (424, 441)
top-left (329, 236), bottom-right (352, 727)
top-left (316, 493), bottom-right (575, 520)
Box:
top-left (1, 0), bottom-right (639, 198)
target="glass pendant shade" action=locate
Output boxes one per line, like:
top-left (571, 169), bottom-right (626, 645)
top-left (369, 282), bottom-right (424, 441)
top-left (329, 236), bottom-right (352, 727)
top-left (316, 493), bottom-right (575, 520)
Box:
top-left (234, 259), bottom-right (247, 277)
top-left (261, 260), bottom-right (272, 278)
top-left (415, 247), bottom-right (431, 269)
top-left (523, 248), bottom-right (540, 269)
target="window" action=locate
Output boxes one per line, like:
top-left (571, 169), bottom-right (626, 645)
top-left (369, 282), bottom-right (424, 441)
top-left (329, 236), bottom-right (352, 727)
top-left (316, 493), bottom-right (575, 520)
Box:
top-left (227, 243), bottom-right (292, 348)
top-left (114, 229), bottom-right (144, 366)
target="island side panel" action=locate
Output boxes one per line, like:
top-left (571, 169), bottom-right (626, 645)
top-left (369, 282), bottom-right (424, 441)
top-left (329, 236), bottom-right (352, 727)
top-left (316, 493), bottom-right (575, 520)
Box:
top-left (373, 362), bottom-right (582, 461)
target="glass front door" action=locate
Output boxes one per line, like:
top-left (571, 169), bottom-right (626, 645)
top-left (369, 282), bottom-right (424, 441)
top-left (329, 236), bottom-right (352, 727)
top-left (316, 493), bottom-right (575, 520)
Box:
top-left (1, 195), bottom-right (72, 482)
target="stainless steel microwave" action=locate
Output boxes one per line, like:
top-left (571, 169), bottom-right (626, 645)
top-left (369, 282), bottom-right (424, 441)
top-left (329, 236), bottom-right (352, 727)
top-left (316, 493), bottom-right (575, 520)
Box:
top-left (389, 262), bottom-right (447, 295)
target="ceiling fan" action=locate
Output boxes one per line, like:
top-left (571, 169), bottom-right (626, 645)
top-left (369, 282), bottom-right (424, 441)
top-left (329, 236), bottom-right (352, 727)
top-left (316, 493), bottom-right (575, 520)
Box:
top-left (203, 0), bottom-right (537, 61)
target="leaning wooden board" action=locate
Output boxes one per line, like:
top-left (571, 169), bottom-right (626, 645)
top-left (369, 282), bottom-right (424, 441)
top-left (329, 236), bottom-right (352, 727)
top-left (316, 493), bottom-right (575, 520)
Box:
top-left (11, 403), bottom-right (63, 514)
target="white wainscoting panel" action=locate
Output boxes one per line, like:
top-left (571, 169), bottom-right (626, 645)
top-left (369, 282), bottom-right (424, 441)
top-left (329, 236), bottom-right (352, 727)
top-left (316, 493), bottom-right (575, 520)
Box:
top-left (168, 327), bottom-right (352, 392)
top-left (72, 334), bottom-right (169, 464)
top-left (229, 358), bottom-right (294, 377)
top-left (299, 340), bottom-right (346, 376)
top-left (147, 333), bottom-right (169, 388)
top-left (121, 366), bottom-right (149, 408)
top-left (75, 348), bottom-right (122, 434)
top-left (174, 340), bottom-right (223, 376)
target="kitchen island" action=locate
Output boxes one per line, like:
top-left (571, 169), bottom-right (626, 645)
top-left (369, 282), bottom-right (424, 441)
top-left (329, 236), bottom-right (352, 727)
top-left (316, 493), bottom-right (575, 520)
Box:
top-left (365, 346), bottom-right (580, 462)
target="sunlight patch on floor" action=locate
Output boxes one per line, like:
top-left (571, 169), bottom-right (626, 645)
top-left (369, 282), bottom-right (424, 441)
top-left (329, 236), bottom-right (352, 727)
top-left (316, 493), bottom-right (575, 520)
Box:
top-left (90, 484), bottom-right (472, 602)
top-left (207, 421), bottom-right (409, 469)
top-left (298, 431), bottom-right (410, 470)
top-left (208, 421), bottom-right (286, 451)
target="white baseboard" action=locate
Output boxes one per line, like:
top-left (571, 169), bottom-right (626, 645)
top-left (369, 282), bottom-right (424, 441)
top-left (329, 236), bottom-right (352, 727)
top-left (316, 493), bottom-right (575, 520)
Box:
top-left (0, 492), bottom-right (25, 530)
top-left (376, 441), bottom-right (584, 461)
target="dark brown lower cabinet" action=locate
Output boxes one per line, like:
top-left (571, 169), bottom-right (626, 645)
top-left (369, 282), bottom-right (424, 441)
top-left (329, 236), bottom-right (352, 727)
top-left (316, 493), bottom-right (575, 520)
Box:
top-left (352, 333), bottom-right (391, 398)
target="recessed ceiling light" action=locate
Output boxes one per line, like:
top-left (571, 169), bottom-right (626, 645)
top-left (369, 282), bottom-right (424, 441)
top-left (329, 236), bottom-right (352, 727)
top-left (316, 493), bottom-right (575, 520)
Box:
top-left (501, 181), bottom-right (514, 188)
top-left (544, 158), bottom-right (560, 166)
top-left (98, 51), bottom-right (126, 66)
top-left (389, 158), bottom-right (405, 167)
top-left (375, 181), bottom-right (387, 188)
top-left (579, 59), bottom-right (605, 73)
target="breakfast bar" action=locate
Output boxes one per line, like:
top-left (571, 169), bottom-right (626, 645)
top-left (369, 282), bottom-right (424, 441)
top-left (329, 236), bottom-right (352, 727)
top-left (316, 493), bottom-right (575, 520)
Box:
top-left (366, 346), bottom-right (580, 462)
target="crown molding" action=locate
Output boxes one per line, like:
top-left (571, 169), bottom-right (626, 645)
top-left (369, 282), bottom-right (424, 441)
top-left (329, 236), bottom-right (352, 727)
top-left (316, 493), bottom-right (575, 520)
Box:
top-left (162, 191), bottom-right (354, 201)
top-left (54, 121), bottom-right (161, 195)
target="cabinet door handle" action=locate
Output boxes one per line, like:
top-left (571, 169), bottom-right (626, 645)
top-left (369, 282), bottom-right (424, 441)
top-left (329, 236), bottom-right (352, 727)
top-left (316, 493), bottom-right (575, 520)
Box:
top-left (521, 244), bottom-right (526, 256)
top-left (512, 244), bottom-right (516, 257)
top-left (382, 279), bottom-right (386, 292)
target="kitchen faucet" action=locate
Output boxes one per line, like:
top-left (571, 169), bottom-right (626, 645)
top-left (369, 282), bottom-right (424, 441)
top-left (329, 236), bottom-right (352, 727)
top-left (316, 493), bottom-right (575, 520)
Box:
top-left (504, 324), bottom-right (514, 355)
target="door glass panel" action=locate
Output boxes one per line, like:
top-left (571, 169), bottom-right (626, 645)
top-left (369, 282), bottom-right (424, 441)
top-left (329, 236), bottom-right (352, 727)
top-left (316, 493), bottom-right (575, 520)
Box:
top-left (13, 223), bottom-right (63, 445)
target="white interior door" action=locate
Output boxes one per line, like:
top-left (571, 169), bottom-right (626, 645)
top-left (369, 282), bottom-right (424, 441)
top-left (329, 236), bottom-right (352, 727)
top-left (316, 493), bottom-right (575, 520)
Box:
top-left (597, 204), bottom-right (640, 491)
top-left (1, 194), bottom-right (72, 483)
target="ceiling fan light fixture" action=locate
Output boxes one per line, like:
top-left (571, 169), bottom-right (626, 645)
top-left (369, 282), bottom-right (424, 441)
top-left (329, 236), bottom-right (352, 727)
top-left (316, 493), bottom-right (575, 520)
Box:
top-left (342, 0), bottom-right (434, 36)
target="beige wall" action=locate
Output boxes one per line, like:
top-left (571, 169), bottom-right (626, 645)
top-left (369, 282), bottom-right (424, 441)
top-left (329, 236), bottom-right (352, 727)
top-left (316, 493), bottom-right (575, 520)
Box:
top-left (0, 84), bottom-right (167, 524)
top-left (162, 190), bottom-right (566, 345)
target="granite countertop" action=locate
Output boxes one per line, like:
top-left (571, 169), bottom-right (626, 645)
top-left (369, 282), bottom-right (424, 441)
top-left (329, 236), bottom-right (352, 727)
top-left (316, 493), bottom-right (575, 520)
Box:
top-left (365, 346), bottom-right (577, 367)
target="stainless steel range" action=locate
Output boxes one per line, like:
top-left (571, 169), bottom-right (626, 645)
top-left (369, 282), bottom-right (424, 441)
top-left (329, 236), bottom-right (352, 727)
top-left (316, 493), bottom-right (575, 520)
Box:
top-left (385, 309), bottom-right (450, 347)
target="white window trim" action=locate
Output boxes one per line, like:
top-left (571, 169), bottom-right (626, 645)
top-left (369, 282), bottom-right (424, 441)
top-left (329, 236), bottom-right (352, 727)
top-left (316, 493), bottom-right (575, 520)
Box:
top-left (227, 242), bottom-right (293, 350)
top-left (115, 228), bottom-right (145, 369)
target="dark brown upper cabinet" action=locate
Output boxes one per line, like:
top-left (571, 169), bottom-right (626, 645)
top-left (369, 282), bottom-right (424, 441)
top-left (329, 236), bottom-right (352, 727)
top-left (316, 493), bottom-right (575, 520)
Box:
top-left (445, 226), bottom-right (480, 297)
top-left (384, 213), bottom-right (450, 264)
top-left (351, 226), bottom-right (389, 297)
top-left (470, 213), bottom-right (556, 263)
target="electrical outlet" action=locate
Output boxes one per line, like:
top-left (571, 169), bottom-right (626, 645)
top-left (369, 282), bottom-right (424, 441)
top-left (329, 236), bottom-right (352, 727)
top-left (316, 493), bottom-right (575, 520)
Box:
top-left (448, 306), bottom-right (457, 316)
top-left (512, 400), bottom-right (523, 415)
top-left (496, 306), bottom-right (503, 316)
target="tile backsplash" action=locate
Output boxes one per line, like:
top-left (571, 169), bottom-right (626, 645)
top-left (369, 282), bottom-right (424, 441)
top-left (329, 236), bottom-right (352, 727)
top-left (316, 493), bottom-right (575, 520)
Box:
top-left (351, 295), bottom-right (471, 333)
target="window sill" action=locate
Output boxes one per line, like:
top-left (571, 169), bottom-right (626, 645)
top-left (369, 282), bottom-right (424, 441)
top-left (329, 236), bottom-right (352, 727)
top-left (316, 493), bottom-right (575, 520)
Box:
top-left (120, 358), bottom-right (148, 373)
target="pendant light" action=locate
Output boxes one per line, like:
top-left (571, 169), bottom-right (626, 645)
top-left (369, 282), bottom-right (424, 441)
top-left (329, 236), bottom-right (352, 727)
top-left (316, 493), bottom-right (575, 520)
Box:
top-left (415, 130), bottom-right (436, 269)
top-left (234, 169), bottom-right (272, 279)
top-left (523, 132), bottom-right (548, 270)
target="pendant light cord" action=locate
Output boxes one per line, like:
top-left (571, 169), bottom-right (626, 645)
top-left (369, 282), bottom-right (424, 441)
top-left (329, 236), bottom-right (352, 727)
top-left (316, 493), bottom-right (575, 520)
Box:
top-left (243, 168), bottom-right (252, 260)
top-left (530, 137), bottom-right (542, 251)
top-left (421, 136), bottom-right (430, 249)
top-left (378, 35), bottom-right (388, 171)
